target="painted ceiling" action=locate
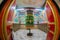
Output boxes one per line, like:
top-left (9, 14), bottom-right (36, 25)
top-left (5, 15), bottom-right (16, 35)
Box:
top-left (0, 0), bottom-right (60, 8)
top-left (16, 0), bottom-right (46, 8)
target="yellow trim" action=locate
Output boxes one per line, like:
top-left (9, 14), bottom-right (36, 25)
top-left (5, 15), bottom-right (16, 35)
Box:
top-left (2, 0), bottom-right (12, 40)
top-left (2, 3), bottom-right (7, 40)
top-left (47, 0), bottom-right (59, 40)
top-left (5, 1), bottom-right (14, 40)
top-left (2, 0), bottom-right (14, 40)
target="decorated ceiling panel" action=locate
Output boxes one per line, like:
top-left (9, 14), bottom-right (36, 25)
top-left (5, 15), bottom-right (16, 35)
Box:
top-left (16, 0), bottom-right (46, 8)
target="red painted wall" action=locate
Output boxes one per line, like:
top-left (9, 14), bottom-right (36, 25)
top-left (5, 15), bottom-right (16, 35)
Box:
top-left (0, 0), bottom-right (16, 40)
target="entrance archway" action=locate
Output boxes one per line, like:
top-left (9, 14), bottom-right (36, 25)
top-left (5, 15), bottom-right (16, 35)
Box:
top-left (0, 0), bottom-right (60, 40)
